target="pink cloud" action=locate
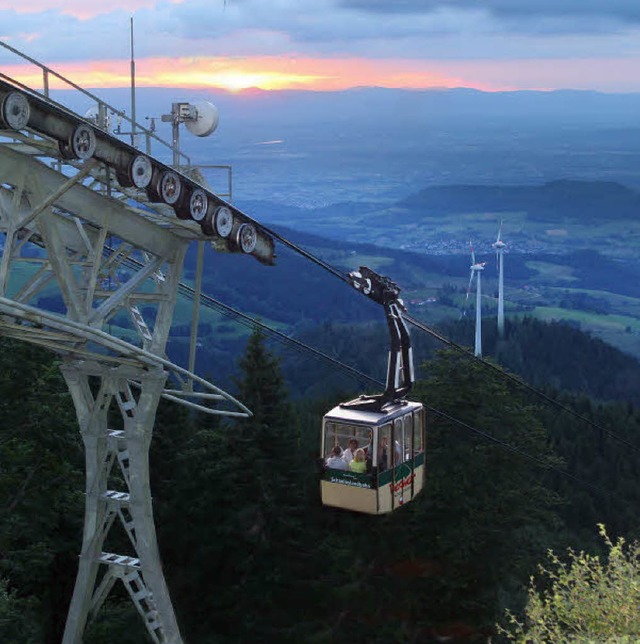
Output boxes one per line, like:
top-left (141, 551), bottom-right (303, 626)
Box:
top-left (1, 54), bottom-right (638, 93)
top-left (0, 55), bottom-right (472, 92)
top-left (0, 1), bottom-right (183, 20)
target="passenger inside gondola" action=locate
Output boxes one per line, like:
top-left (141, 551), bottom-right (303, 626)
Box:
top-left (349, 448), bottom-right (366, 473)
top-left (325, 445), bottom-right (348, 470)
top-left (342, 438), bottom-right (358, 464)
top-left (378, 436), bottom-right (388, 472)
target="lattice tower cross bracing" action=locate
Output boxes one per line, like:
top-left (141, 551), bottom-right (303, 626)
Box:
top-left (0, 97), bottom-right (255, 640)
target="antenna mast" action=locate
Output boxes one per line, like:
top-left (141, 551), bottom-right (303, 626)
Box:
top-left (130, 16), bottom-right (137, 147)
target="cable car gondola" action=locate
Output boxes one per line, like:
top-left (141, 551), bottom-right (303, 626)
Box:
top-left (320, 267), bottom-right (425, 514)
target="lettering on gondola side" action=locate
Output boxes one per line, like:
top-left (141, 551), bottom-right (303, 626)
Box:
top-left (324, 469), bottom-right (374, 489)
top-left (391, 472), bottom-right (415, 495)
top-left (329, 476), bottom-right (371, 489)
top-left (390, 463), bottom-right (415, 505)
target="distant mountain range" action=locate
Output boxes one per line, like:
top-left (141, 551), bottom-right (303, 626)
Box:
top-left (397, 180), bottom-right (640, 222)
top-left (240, 179), bottom-right (640, 228)
top-left (62, 85), bottom-right (640, 133)
top-left (48, 85), bottom-right (640, 204)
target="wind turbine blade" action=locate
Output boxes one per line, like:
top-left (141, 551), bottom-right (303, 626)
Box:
top-left (469, 241), bottom-right (476, 265)
top-left (496, 220), bottom-right (502, 244)
top-left (466, 269), bottom-right (474, 301)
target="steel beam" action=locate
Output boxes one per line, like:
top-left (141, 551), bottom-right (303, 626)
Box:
top-left (60, 363), bottom-right (182, 644)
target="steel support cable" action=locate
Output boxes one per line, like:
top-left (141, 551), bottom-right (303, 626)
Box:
top-left (112, 252), bottom-right (377, 387)
top-left (168, 266), bottom-right (608, 497)
top-left (178, 278), bottom-right (608, 494)
top-left (230, 216), bottom-right (352, 285)
top-left (108, 249), bottom-right (611, 496)
top-left (424, 404), bottom-right (606, 495)
top-left (246, 224), bottom-right (640, 455)
top-left (178, 281), bottom-right (378, 387)
top-left (403, 312), bottom-right (640, 455)
top-left (267, 229), bottom-right (351, 285)
top-left (192, 288), bottom-right (608, 495)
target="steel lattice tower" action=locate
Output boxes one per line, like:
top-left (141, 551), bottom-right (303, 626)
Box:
top-left (0, 43), bottom-right (274, 643)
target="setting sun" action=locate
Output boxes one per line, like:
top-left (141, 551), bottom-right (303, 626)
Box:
top-left (0, 55), bottom-right (472, 93)
top-left (175, 69), bottom-right (326, 92)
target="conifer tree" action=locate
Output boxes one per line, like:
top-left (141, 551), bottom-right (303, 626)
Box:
top-left (0, 577), bottom-right (41, 642)
top-left (161, 328), bottom-right (306, 641)
top-left (0, 339), bottom-right (83, 641)
top-left (411, 349), bottom-right (565, 630)
top-left (235, 326), bottom-right (293, 433)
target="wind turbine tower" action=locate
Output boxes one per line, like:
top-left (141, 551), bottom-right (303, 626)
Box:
top-left (467, 242), bottom-right (486, 357)
top-left (492, 223), bottom-right (506, 338)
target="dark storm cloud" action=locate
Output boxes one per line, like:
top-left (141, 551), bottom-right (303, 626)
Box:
top-left (338, 0), bottom-right (640, 23)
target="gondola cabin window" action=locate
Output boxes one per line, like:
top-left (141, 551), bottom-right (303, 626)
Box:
top-left (377, 424), bottom-right (391, 472)
top-left (323, 422), bottom-right (372, 464)
top-left (413, 407), bottom-right (424, 457)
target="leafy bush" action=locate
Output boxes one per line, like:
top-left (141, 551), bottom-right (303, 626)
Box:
top-left (500, 525), bottom-right (640, 641)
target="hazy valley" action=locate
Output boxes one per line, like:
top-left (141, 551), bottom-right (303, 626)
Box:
top-left (35, 84), bottom-right (640, 367)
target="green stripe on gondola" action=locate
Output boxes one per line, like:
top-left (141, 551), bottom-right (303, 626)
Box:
top-left (378, 468), bottom-right (393, 486)
top-left (395, 462), bottom-right (413, 479)
top-left (323, 469), bottom-right (374, 489)
top-left (378, 459), bottom-right (414, 486)
top-left (324, 453), bottom-right (424, 490)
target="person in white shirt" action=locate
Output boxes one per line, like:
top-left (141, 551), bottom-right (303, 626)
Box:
top-left (325, 445), bottom-right (348, 470)
top-left (341, 438), bottom-right (359, 465)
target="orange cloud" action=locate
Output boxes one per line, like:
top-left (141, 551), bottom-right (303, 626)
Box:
top-left (148, 56), bottom-right (475, 91)
top-left (0, 55), bottom-right (474, 92)
top-left (5, 53), bottom-right (634, 93)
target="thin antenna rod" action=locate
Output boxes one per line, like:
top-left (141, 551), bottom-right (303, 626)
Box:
top-left (130, 16), bottom-right (137, 147)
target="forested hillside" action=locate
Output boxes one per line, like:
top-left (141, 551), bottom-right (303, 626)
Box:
top-left (282, 315), bottom-right (640, 406)
top-left (398, 180), bottom-right (640, 222)
top-left (445, 316), bottom-right (640, 406)
top-left (2, 316), bottom-right (640, 642)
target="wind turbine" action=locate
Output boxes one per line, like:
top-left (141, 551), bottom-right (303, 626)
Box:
top-left (492, 222), bottom-right (506, 338)
top-left (467, 242), bottom-right (486, 357)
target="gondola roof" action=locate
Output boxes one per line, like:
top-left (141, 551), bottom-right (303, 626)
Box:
top-left (323, 399), bottom-right (423, 426)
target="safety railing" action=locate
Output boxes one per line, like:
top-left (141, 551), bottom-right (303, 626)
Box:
top-left (0, 39), bottom-right (191, 166)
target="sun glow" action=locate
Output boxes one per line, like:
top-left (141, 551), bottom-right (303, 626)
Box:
top-left (0, 55), bottom-right (492, 93)
top-left (164, 69), bottom-right (326, 92)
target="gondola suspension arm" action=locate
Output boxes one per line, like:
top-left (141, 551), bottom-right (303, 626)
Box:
top-left (344, 266), bottom-right (415, 411)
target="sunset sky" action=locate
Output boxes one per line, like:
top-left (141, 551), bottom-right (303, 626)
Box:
top-left (1, 0), bottom-right (640, 93)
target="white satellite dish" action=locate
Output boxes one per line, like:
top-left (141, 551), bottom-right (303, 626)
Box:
top-left (84, 105), bottom-right (98, 122)
top-left (84, 105), bottom-right (109, 130)
top-left (185, 101), bottom-right (219, 137)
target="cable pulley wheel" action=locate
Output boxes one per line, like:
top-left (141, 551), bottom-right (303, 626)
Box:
top-left (1, 92), bottom-right (30, 130)
top-left (70, 124), bottom-right (97, 159)
top-left (189, 188), bottom-right (209, 222)
top-left (202, 205), bottom-right (233, 237)
top-left (129, 154), bottom-right (153, 189)
top-left (237, 223), bottom-right (257, 254)
top-left (214, 206), bottom-right (234, 238)
top-left (159, 171), bottom-right (182, 205)
top-left (60, 123), bottom-right (96, 160)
